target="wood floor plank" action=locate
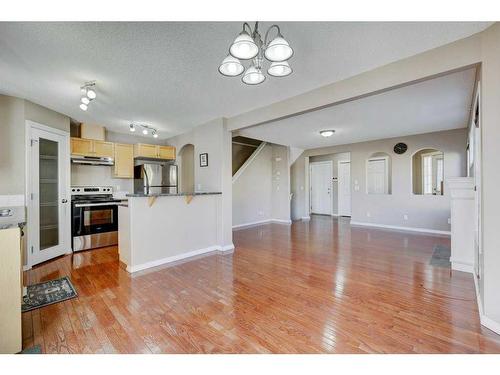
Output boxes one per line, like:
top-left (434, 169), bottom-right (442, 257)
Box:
top-left (21, 216), bottom-right (500, 353)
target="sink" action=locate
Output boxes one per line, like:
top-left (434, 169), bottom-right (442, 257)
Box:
top-left (0, 208), bottom-right (13, 217)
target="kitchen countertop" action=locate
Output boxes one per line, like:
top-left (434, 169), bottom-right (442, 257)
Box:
top-left (0, 206), bottom-right (26, 230)
top-left (126, 192), bottom-right (222, 197)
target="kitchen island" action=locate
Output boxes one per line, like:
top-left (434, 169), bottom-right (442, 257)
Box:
top-left (119, 192), bottom-right (233, 273)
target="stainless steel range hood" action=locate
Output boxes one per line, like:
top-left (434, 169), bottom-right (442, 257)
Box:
top-left (71, 155), bottom-right (114, 166)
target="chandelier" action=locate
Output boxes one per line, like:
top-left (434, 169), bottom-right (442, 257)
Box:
top-left (218, 22), bottom-right (293, 85)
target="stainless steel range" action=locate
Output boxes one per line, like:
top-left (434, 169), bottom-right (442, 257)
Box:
top-left (71, 186), bottom-right (123, 252)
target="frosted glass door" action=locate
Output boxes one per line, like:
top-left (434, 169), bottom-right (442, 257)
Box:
top-left (39, 138), bottom-right (59, 249)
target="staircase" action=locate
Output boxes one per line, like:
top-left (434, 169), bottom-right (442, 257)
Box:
top-left (232, 136), bottom-right (264, 177)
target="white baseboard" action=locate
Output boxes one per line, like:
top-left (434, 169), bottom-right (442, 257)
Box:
top-left (22, 265), bottom-right (31, 271)
top-left (350, 221), bottom-right (451, 236)
top-left (451, 260), bottom-right (474, 274)
top-left (301, 216), bottom-right (311, 221)
top-left (126, 244), bottom-right (233, 273)
top-left (473, 273), bottom-right (500, 335)
top-left (232, 219), bottom-right (291, 230)
top-left (271, 219), bottom-right (292, 225)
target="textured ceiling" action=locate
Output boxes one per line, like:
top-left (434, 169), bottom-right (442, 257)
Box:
top-left (0, 22), bottom-right (491, 138)
top-left (238, 68), bottom-right (476, 149)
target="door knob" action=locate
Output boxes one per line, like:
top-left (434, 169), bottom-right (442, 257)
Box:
top-left (62, 199), bottom-right (68, 203)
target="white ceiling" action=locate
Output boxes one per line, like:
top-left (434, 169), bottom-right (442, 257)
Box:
top-left (238, 68), bottom-right (476, 149)
top-left (0, 22), bottom-right (490, 139)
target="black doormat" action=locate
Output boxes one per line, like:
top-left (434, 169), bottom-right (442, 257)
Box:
top-left (22, 276), bottom-right (77, 312)
top-left (430, 244), bottom-right (451, 268)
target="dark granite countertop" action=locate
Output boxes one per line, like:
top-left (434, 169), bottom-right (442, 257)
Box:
top-left (126, 192), bottom-right (222, 197)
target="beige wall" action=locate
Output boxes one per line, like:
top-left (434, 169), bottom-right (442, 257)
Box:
top-left (479, 23), bottom-right (500, 323)
top-left (0, 95), bottom-right (70, 196)
top-left (0, 96), bottom-right (25, 195)
top-left (291, 129), bottom-right (467, 232)
top-left (232, 144), bottom-right (273, 226)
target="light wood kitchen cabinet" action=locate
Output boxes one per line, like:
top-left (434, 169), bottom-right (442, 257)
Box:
top-left (134, 143), bottom-right (158, 158)
top-left (158, 146), bottom-right (176, 160)
top-left (71, 137), bottom-right (114, 158)
top-left (0, 227), bottom-right (22, 354)
top-left (70, 137), bottom-right (93, 156)
top-left (134, 144), bottom-right (176, 160)
top-left (93, 140), bottom-right (114, 158)
top-left (114, 143), bottom-right (134, 178)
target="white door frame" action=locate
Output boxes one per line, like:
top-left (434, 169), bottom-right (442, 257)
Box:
top-left (472, 84), bottom-right (482, 281)
top-left (25, 120), bottom-right (71, 269)
top-left (309, 160), bottom-right (333, 215)
top-left (337, 160), bottom-right (351, 217)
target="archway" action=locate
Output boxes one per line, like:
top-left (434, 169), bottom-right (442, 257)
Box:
top-left (178, 144), bottom-right (195, 193)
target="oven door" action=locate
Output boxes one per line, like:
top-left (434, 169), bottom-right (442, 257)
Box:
top-left (72, 202), bottom-right (118, 251)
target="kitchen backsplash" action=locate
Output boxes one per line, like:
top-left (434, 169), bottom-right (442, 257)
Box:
top-left (71, 164), bottom-right (133, 193)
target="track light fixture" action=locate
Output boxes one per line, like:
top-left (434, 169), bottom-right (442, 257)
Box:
top-left (79, 81), bottom-right (97, 111)
top-left (129, 123), bottom-right (159, 138)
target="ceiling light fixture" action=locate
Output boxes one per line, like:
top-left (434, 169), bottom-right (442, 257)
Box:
top-left (129, 123), bottom-right (159, 138)
top-left (320, 130), bottom-right (335, 137)
top-left (79, 81), bottom-right (97, 111)
top-left (219, 22), bottom-right (294, 85)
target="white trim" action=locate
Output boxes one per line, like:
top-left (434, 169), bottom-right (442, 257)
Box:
top-left (350, 220), bottom-right (451, 236)
top-left (232, 219), bottom-right (272, 229)
top-left (473, 274), bottom-right (500, 335)
top-left (126, 245), bottom-right (234, 273)
top-left (450, 260), bottom-right (474, 274)
top-left (232, 142), bottom-right (267, 183)
top-left (271, 219), bottom-right (292, 225)
top-left (232, 218), bottom-right (292, 230)
top-left (301, 216), bottom-right (311, 221)
top-left (22, 265), bottom-right (32, 272)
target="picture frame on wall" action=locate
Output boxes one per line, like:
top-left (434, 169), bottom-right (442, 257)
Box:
top-left (200, 153), bottom-right (208, 167)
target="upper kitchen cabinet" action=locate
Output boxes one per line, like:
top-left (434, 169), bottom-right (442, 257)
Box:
top-left (134, 143), bottom-right (158, 158)
top-left (71, 137), bottom-right (93, 156)
top-left (113, 143), bottom-right (134, 178)
top-left (134, 143), bottom-right (176, 160)
top-left (158, 146), bottom-right (176, 160)
top-left (70, 137), bottom-right (114, 158)
top-left (93, 141), bottom-right (114, 158)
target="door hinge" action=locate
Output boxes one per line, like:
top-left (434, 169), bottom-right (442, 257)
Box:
top-left (30, 139), bottom-right (38, 146)
top-left (30, 193), bottom-right (34, 200)
top-left (474, 185), bottom-right (477, 191)
top-left (31, 246), bottom-right (34, 254)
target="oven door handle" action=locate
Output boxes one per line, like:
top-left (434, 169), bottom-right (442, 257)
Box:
top-left (74, 202), bottom-right (120, 207)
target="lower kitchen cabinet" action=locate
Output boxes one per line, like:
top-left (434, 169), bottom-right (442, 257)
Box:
top-left (0, 227), bottom-right (22, 354)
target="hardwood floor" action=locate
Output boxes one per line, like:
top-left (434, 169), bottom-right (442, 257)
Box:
top-left (22, 216), bottom-right (500, 353)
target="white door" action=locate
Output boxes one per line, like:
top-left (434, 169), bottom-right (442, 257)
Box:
top-left (338, 161), bottom-right (351, 216)
top-left (27, 122), bottom-right (70, 266)
top-left (310, 162), bottom-right (332, 215)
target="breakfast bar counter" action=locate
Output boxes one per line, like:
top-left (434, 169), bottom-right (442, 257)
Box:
top-left (118, 192), bottom-right (232, 273)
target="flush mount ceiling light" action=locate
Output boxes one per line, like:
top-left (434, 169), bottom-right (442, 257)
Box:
top-left (79, 81), bottom-right (97, 111)
top-left (130, 123), bottom-right (159, 138)
top-left (320, 130), bottom-right (335, 137)
top-left (219, 22), bottom-right (294, 85)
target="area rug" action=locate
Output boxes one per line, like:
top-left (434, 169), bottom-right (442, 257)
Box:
top-left (20, 345), bottom-right (42, 354)
top-left (22, 276), bottom-right (77, 312)
top-left (429, 244), bottom-right (451, 268)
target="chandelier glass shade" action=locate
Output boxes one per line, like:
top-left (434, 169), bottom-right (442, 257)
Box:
top-left (219, 22), bottom-right (293, 85)
top-left (218, 55), bottom-right (245, 76)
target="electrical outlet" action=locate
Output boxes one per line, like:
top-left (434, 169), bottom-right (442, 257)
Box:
top-left (300, 186), bottom-right (304, 190)
top-left (448, 218), bottom-right (451, 224)
top-left (403, 215), bottom-right (408, 221)
top-left (259, 211), bottom-right (264, 216)
top-left (366, 212), bottom-right (371, 217)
